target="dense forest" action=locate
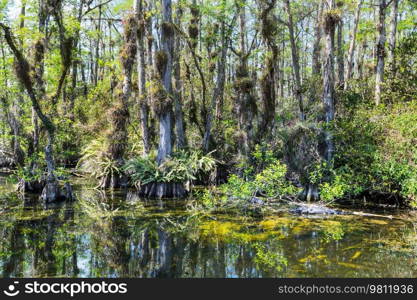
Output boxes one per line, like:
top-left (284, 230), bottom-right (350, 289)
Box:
top-left (0, 0), bottom-right (416, 208)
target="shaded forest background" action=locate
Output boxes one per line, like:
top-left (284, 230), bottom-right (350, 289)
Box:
top-left (0, 0), bottom-right (416, 206)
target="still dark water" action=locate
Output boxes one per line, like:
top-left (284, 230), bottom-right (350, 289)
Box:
top-left (1, 175), bottom-right (417, 278)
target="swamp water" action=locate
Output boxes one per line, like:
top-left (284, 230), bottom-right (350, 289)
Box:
top-left (1, 174), bottom-right (417, 278)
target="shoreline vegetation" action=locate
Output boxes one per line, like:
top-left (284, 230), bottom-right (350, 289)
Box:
top-left (0, 0), bottom-right (416, 214)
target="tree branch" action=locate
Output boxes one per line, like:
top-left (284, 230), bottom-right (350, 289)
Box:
top-left (82, 0), bottom-right (115, 17)
top-left (0, 22), bottom-right (55, 133)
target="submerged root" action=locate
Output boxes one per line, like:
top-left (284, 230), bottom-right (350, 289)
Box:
top-left (139, 182), bottom-right (187, 199)
top-left (99, 172), bottom-right (128, 189)
top-left (18, 178), bottom-right (74, 203)
top-left (300, 184), bottom-right (319, 202)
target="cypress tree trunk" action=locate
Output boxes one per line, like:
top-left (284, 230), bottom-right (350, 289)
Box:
top-left (284, 0), bottom-right (304, 121)
top-left (312, 0), bottom-right (324, 76)
top-left (345, 0), bottom-right (363, 89)
top-left (234, 0), bottom-right (256, 157)
top-left (156, 0), bottom-right (174, 165)
top-left (322, 0), bottom-right (337, 165)
top-left (388, 0), bottom-right (399, 71)
top-left (336, 17), bottom-right (344, 88)
top-left (100, 14), bottom-right (138, 188)
top-left (203, 1), bottom-right (228, 154)
top-left (173, 5), bottom-right (187, 150)
top-left (145, 1), bottom-right (157, 149)
top-left (302, 0), bottom-right (337, 202)
top-left (142, 0), bottom-right (186, 198)
top-left (375, 0), bottom-right (387, 106)
top-left (135, 0), bottom-right (151, 155)
top-left (257, 0), bottom-right (277, 143)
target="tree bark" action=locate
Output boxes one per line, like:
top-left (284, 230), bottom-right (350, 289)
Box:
top-left (173, 5), bottom-right (187, 150)
top-left (203, 0), bottom-right (229, 153)
top-left (322, 0), bottom-right (337, 163)
top-left (336, 18), bottom-right (344, 88)
top-left (375, 0), bottom-right (387, 106)
top-left (156, 0), bottom-right (174, 165)
top-left (284, 0), bottom-right (304, 121)
top-left (344, 0), bottom-right (363, 89)
top-left (388, 0), bottom-right (399, 71)
top-left (258, 0), bottom-right (277, 143)
top-left (312, 0), bottom-right (324, 76)
top-left (135, 0), bottom-right (151, 155)
top-left (93, 5), bottom-right (102, 86)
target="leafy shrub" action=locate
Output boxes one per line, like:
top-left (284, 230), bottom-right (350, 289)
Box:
top-left (320, 101), bottom-right (417, 204)
top-left (254, 160), bottom-right (299, 198)
top-left (218, 159), bottom-right (299, 201)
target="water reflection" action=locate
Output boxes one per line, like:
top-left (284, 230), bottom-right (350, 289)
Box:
top-left (1, 186), bottom-right (417, 278)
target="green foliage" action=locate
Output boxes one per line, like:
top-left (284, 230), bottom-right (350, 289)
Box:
top-left (220, 174), bottom-right (255, 200)
top-left (123, 154), bottom-right (161, 186)
top-left (318, 101), bottom-right (417, 204)
top-left (384, 32), bottom-right (417, 104)
top-left (14, 163), bottom-right (44, 183)
top-left (213, 159), bottom-right (299, 204)
top-left (124, 150), bottom-right (217, 188)
top-left (254, 160), bottom-right (298, 198)
top-left (76, 138), bottom-right (121, 180)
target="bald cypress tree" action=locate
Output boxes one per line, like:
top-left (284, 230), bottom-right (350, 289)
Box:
top-left (322, 0), bottom-right (337, 164)
top-left (141, 0), bottom-right (187, 198)
top-left (100, 14), bottom-right (137, 188)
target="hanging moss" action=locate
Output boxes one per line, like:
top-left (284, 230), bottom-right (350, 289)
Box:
top-left (13, 59), bottom-right (33, 90)
top-left (236, 63), bottom-right (249, 78)
top-left (190, 6), bottom-right (200, 18)
top-left (323, 9), bottom-right (341, 33)
top-left (155, 50), bottom-right (168, 78)
top-left (208, 61), bottom-right (216, 72)
top-left (138, 19), bottom-right (146, 40)
top-left (188, 24), bottom-right (199, 41)
top-left (280, 123), bottom-right (322, 184)
top-left (161, 21), bottom-right (175, 38)
top-left (188, 5), bottom-right (200, 49)
top-left (33, 39), bottom-right (45, 65)
top-left (149, 80), bottom-right (172, 115)
top-left (234, 77), bottom-right (254, 93)
top-left (233, 129), bottom-right (247, 145)
top-left (107, 94), bottom-right (129, 160)
top-left (122, 13), bottom-right (138, 41)
top-left (260, 0), bottom-right (278, 44)
top-left (60, 36), bottom-right (73, 67)
top-left (147, 35), bottom-right (154, 44)
top-left (261, 15), bottom-right (277, 41)
top-left (257, 50), bottom-right (276, 143)
top-left (120, 14), bottom-right (138, 71)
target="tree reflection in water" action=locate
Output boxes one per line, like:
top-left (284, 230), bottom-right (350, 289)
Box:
top-left (1, 188), bottom-right (417, 278)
